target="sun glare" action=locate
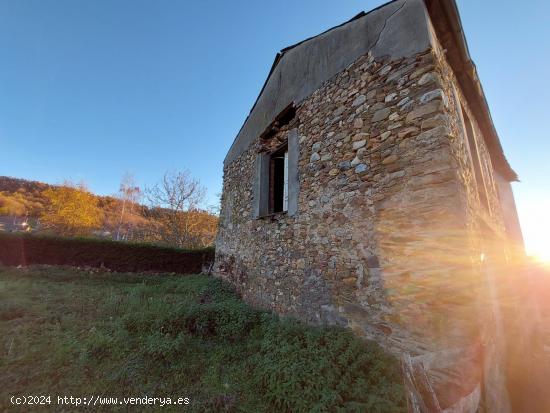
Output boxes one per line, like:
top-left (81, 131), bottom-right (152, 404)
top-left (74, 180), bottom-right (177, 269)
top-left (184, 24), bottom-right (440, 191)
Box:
top-left (521, 201), bottom-right (550, 266)
top-left (529, 249), bottom-right (550, 266)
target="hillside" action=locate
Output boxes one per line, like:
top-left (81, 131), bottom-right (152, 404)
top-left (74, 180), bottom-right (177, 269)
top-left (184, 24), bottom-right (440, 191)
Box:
top-left (0, 175), bottom-right (140, 222)
top-left (0, 176), bottom-right (217, 248)
top-left (0, 176), bottom-right (51, 217)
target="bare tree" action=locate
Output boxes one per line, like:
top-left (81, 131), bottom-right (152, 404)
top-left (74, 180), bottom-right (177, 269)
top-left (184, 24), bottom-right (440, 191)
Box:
top-left (116, 173), bottom-right (141, 241)
top-left (146, 170), bottom-right (206, 248)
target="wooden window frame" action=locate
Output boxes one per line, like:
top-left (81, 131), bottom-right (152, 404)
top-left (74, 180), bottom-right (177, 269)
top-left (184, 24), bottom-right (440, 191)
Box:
top-left (268, 143), bottom-right (289, 214)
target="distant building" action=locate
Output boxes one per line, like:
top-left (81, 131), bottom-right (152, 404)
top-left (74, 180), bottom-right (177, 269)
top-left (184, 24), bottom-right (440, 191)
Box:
top-left (0, 216), bottom-right (32, 232)
top-left (215, 0), bottom-right (522, 411)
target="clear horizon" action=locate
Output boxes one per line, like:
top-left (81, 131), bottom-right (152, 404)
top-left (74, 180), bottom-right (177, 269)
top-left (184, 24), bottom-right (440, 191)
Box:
top-left (1, 0), bottom-right (549, 260)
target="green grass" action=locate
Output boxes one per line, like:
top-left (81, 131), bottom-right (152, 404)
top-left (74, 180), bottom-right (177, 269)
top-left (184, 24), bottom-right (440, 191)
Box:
top-left (0, 265), bottom-right (405, 412)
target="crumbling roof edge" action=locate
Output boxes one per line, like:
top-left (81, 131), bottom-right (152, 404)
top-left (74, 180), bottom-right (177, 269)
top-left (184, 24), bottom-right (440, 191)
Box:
top-left (225, 0), bottom-right (517, 182)
top-left (225, 2), bottom-right (399, 164)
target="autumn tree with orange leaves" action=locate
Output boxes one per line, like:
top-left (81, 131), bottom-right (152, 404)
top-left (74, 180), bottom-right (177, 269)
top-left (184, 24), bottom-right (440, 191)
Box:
top-left (41, 181), bottom-right (103, 236)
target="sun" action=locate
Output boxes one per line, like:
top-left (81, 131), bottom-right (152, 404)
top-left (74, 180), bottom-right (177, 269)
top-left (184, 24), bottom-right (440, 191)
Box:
top-left (525, 233), bottom-right (550, 267)
top-left (525, 226), bottom-right (550, 263)
top-left (518, 198), bottom-right (550, 266)
top-left (529, 250), bottom-right (550, 267)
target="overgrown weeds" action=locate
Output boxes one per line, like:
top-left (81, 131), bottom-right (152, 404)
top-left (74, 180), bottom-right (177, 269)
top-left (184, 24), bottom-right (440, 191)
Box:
top-left (0, 266), bottom-right (405, 412)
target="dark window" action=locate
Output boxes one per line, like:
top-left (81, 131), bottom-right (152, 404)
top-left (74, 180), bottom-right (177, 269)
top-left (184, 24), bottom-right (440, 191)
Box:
top-left (253, 130), bottom-right (299, 219)
top-left (462, 108), bottom-right (489, 208)
top-left (269, 145), bottom-right (288, 213)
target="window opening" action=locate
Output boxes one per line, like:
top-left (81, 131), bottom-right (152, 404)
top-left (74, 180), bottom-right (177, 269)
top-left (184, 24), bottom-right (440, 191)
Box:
top-left (269, 145), bottom-right (288, 213)
top-left (462, 108), bottom-right (489, 209)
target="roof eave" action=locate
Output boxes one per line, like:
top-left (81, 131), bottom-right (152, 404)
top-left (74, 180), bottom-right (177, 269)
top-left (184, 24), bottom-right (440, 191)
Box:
top-left (424, 0), bottom-right (518, 181)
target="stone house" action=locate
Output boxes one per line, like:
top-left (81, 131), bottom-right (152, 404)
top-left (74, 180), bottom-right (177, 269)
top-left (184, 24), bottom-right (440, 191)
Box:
top-left (215, 0), bottom-right (523, 410)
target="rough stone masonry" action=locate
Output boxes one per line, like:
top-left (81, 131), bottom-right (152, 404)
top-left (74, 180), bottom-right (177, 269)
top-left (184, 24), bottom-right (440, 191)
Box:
top-left (215, 0), bottom-right (524, 411)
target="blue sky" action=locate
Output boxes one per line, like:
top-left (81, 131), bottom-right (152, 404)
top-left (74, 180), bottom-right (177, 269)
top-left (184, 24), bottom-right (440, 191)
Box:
top-left (1, 0), bottom-right (549, 258)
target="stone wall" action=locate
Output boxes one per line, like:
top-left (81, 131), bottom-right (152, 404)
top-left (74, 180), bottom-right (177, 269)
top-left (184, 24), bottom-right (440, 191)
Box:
top-left (429, 29), bottom-right (514, 412)
top-left (431, 36), bottom-right (506, 234)
top-left (218, 47), bottom-right (463, 337)
top-left (215, 44), bottom-right (512, 409)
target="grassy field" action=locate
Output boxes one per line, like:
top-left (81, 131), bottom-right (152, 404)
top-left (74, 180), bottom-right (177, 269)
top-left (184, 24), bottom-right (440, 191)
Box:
top-left (0, 265), bottom-right (405, 412)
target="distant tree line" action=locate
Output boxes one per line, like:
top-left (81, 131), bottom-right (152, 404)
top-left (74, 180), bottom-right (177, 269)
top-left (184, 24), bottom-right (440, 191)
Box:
top-left (0, 172), bottom-right (218, 249)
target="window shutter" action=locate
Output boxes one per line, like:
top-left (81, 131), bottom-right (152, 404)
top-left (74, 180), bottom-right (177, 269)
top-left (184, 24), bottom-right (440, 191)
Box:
top-left (252, 152), bottom-right (270, 218)
top-left (287, 128), bottom-right (300, 216)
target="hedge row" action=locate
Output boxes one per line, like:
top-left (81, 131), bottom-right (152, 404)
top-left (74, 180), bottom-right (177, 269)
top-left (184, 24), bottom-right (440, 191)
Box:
top-left (0, 233), bottom-right (214, 274)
